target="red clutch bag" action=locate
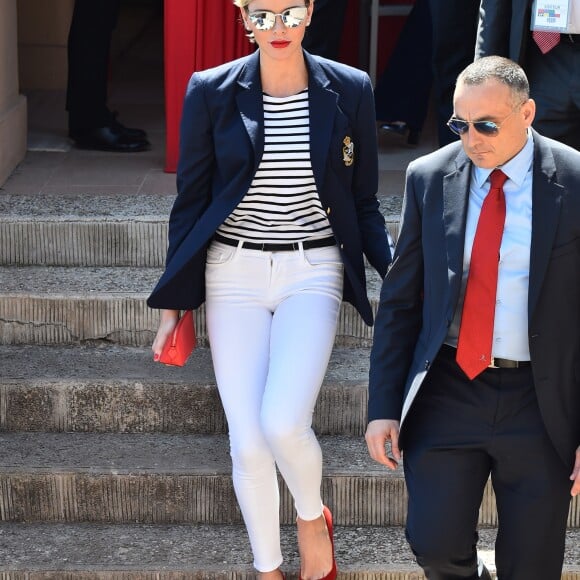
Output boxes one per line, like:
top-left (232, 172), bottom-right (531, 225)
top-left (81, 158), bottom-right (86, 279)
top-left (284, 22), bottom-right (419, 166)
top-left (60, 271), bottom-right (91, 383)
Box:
top-left (158, 310), bottom-right (196, 366)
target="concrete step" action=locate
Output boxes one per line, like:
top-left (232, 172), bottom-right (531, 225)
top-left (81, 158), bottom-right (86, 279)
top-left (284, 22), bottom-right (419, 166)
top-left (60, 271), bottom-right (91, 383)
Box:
top-left (0, 193), bottom-right (401, 267)
top-left (1, 432), bottom-right (579, 529)
top-left (0, 345), bottom-right (369, 435)
top-left (0, 522), bottom-right (579, 579)
top-left (0, 433), bottom-right (406, 526)
top-left (0, 267), bottom-right (382, 346)
top-left (0, 194), bottom-right (173, 267)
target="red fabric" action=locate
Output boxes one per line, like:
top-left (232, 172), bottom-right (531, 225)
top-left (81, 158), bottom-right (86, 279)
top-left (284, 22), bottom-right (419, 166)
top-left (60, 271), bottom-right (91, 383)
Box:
top-left (164, 0), bottom-right (252, 172)
top-left (456, 169), bottom-right (508, 379)
top-left (533, 30), bottom-right (561, 54)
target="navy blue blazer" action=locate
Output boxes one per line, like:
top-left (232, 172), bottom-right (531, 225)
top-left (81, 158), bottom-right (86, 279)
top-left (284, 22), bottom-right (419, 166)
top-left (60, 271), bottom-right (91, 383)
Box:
top-left (369, 130), bottom-right (580, 470)
top-left (148, 49), bottom-right (391, 326)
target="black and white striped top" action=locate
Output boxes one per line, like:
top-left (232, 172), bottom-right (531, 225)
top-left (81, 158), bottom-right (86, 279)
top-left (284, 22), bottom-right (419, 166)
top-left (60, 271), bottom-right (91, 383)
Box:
top-left (216, 90), bottom-right (334, 244)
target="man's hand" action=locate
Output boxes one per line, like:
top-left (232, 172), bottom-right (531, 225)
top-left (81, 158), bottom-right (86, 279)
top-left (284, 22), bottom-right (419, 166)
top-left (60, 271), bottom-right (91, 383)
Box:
top-left (365, 419), bottom-right (401, 470)
top-left (570, 445), bottom-right (580, 497)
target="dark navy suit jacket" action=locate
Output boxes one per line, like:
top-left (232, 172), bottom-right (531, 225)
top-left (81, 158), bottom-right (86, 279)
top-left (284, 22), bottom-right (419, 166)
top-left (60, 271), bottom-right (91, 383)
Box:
top-left (475, 0), bottom-right (533, 64)
top-left (148, 50), bottom-right (391, 326)
top-left (369, 130), bottom-right (580, 470)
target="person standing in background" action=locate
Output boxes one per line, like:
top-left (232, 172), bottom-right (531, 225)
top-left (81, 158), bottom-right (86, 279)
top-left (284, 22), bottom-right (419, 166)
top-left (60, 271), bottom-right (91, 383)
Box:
top-left (374, 0), bottom-right (433, 146)
top-left (476, 0), bottom-right (580, 150)
top-left (66, 0), bottom-right (150, 152)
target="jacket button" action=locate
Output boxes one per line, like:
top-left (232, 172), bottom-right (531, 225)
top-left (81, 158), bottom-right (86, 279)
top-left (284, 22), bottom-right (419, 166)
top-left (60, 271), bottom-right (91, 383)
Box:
top-left (425, 360), bottom-right (431, 371)
top-left (326, 207), bottom-right (331, 214)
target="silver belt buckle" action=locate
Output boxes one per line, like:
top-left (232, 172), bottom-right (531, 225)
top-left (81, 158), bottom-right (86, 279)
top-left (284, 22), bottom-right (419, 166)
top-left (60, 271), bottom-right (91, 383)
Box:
top-left (488, 356), bottom-right (499, 369)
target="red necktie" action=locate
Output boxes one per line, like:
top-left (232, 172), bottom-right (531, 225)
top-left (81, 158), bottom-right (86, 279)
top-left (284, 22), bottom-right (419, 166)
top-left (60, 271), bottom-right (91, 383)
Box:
top-left (456, 169), bottom-right (508, 380)
top-left (533, 30), bottom-right (561, 54)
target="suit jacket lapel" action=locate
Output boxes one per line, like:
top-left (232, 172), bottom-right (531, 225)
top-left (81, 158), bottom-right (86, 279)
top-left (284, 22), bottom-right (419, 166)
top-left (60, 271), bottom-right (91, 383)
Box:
top-left (236, 50), bottom-right (264, 175)
top-left (528, 131), bottom-right (563, 318)
top-left (443, 149), bottom-right (472, 305)
top-left (304, 52), bottom-right (338, 194)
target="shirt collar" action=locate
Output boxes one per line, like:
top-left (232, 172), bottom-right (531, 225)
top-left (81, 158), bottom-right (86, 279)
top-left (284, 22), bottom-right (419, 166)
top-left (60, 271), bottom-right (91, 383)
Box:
top-left (473, 130), bottom-right (534, 189)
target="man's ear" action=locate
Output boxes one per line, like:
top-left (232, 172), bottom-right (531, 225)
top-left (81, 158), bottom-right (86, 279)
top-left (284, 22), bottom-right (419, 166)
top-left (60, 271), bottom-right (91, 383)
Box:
top-left (522, 98), bottom-right (536, 128)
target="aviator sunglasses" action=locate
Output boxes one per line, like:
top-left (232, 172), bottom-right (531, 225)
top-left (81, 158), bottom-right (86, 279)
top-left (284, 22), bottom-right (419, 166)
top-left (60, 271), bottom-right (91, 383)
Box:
top-left (447, 105), bottom-right (523, 137)
top-left (247, 6), bottom-right (308, 30)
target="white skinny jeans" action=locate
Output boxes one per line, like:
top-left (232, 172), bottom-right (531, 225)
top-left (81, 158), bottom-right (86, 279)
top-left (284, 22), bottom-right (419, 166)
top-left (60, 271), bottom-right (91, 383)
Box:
top-left (205, 239), bottom-right (344, 572)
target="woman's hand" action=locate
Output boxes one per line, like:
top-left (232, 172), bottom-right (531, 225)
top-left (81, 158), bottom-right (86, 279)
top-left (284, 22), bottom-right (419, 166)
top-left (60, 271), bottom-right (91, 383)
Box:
top-left (152, 309), bottom-right (180, 361)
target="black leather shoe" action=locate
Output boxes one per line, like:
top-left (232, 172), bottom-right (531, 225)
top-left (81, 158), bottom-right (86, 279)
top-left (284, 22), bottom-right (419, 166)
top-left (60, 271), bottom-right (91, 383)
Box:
top-left (379, 121), bottom-right (421, 146)
top-left (70, 125), bottom-right (150, 152)
top-left (110, 111), bottom-right (148, 140)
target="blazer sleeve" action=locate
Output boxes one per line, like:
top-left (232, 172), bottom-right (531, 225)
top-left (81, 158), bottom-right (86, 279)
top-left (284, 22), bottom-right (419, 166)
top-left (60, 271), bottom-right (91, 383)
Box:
top-left (368, 167), bottom-right (425, 421)
top-left (475, 0), bottom-right (512, 59)
top-left (166, 73), bottom-right (215, 264)
top-left (352, 73), bottom-right (391, 276)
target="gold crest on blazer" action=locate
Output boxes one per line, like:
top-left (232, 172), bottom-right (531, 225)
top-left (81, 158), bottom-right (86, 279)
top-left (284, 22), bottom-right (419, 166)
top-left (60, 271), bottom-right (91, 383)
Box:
top-left (342, 136), bottom-right (354, 167)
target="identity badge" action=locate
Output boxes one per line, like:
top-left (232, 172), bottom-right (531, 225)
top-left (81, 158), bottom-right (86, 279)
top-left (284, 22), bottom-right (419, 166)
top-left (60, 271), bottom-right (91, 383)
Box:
top-left (531, 0), bottom-right (571, 31)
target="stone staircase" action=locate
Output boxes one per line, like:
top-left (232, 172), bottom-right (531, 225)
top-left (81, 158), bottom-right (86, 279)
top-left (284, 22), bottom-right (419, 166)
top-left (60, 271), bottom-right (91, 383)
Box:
top-left (1, 192), bottom-right (579, 579)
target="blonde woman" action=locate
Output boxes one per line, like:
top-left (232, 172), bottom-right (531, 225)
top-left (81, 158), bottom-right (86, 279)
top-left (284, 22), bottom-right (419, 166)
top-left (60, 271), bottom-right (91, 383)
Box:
top-left (149, 1), bottom-right (391, 577)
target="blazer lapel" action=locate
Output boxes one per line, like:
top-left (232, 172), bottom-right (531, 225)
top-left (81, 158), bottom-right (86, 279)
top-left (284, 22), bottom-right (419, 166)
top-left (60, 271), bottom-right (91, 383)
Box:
top-left (236, 50), bottom-right (264, 175)
top-left (528, 131), bottom-right (563, 318)
top-left (443, 149), bottom-right (472, 303)
top-left (304, 52), bottom-right (338, 193)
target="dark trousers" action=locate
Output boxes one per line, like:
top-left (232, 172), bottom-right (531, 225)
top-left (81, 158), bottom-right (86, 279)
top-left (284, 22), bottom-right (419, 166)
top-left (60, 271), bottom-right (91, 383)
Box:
top-left (374, 0), bottom-right (432, 132)
top-left (402, 346), bottom-right (571, 580)
top-left (428, 0), bottom-right (480, 146)
top-left (302, 0), bottom-right (348, 61)
top-left (66, 0), bottom-right (121, 132)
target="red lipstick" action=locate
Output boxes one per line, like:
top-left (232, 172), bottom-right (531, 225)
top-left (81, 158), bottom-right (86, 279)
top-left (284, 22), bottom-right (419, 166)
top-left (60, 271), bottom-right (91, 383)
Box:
top-left (271, 40), bottom-right (291, 48)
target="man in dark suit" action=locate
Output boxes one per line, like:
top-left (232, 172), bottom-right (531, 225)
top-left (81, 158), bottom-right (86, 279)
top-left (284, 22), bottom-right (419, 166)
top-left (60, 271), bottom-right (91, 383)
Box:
top-left (476, 0), bottom-right (580, 150)
top-left (366, 56), bottom-right (580, 579)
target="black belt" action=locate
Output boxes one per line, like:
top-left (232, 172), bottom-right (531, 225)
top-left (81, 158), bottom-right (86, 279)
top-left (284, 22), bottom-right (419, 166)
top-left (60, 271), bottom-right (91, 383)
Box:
top-left (560, 33), bottom-right (580, 44)
top-left (214, 233), bottom-right (336, 252)
top-left (440, 344), bottom-right (531, 369)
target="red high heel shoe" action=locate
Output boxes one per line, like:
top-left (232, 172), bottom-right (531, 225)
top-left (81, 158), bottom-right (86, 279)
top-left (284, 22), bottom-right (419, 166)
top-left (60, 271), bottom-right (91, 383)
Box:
top-left (299, 505), bottom-right (337, 580)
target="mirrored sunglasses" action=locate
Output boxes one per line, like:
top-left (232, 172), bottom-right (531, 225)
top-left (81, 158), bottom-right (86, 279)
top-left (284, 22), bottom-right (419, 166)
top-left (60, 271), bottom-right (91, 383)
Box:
top-left (247, 6), bottom-right (308, 30)
top-left (447, 118), bottom-right (504, 136)
top-left (447, 107), bottom-right (521, 137)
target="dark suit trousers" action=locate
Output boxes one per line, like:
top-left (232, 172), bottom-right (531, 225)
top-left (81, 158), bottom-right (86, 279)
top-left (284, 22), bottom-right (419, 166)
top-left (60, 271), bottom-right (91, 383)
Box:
top-left (301, 0), bottom-right (348, 61)
top-left (402, 346), bottom-right (571, 580)
top-left (428, 0), bottom-right (480, 146)
top-left (66, 0), bottom-right (121, 132)
top-left (374, 0), bottom-right (432, 132)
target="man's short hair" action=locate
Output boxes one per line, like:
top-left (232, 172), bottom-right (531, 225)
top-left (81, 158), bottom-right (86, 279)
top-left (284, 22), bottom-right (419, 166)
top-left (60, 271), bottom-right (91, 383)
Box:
top-left (457, 56), bottom-right (530, 105)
